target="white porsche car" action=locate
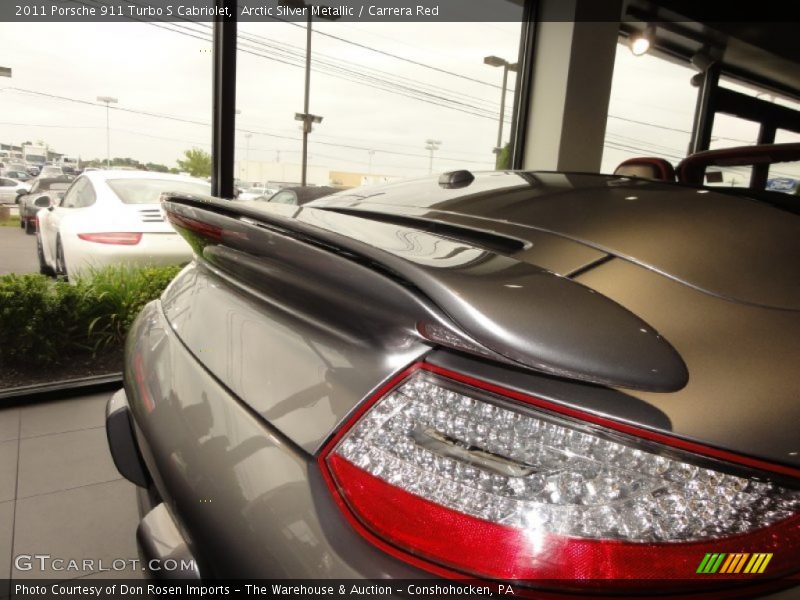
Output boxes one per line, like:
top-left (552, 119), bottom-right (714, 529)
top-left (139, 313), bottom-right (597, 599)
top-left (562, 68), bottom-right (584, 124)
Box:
top-left (37, 170), bottom-right (210, 278)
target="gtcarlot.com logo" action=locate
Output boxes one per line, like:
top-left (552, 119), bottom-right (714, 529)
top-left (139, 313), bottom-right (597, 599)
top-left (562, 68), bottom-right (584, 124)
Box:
top-left (696, 553), bottom-right (773, 574)
top-left (14, 554), bottom-right (196, 573)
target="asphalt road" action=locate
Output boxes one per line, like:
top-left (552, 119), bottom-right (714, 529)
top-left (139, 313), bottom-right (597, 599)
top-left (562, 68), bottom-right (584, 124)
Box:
top-left (0, 219), bottom-right (40, 275)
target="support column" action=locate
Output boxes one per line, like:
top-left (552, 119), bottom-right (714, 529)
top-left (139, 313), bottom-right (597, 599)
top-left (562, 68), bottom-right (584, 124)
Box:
top-left (688, 63), bottom-right (720, 155)
top-left (520, 0), bottom-right (621, 172)
top-left (212, 0), bottom-right (237, 199)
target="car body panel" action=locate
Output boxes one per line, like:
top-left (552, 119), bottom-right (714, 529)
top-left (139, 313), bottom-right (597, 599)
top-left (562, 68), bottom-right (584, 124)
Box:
top-left (574, 258), bottom-right (800, 469)
top-left (161, 260), bottom-right (434, 453)
top-left (311, 172), bottom-right (800, 310)
top-left (124, 300), bottom-right (433, 579)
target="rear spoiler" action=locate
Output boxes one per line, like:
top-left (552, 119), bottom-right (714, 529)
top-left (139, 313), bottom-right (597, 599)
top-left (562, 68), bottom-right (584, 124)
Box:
top-left (161, 193), bottom-right (688, 392)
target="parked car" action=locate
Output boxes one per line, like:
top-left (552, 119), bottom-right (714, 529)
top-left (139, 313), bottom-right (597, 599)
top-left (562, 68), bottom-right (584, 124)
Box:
top-left (17, 176), bottom-right (72, 233)
top-left (237, 185), bottom-right (278, 201)
top-left (6, 162), bottom-right (29, 174)
top-left (106, 170), bottom-right (800, 593)
top-left (36, 170), bottom-right (210, 278)
top-left (0, 169), bottom-right (32, 181)
top-left (39, 165), bottom-right (64, 178)
top-left (0, 176), bottom-right (30, 204)
top-left (253, 185), bottom-right (339, 205)
top-left (766, 177), bottom-right (800, 194)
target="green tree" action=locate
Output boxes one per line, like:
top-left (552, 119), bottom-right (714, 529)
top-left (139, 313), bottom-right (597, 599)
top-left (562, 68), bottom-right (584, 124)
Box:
top-left (176, 148), bottom-right (212, 178)
top-left (144, 162), bottom-right (170, 173)
top-left (495, 143), bottom-right (511, 170)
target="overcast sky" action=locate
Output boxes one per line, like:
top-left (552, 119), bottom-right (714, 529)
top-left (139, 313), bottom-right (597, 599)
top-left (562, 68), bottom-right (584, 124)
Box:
top-left (1, 16), bottom-right (796, 181)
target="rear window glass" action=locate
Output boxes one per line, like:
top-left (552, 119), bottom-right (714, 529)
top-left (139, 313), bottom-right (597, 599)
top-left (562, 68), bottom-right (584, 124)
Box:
top-left (107, 178), bottom-right (210, 204)
top-left (39, 181), bottom-right (70, 191)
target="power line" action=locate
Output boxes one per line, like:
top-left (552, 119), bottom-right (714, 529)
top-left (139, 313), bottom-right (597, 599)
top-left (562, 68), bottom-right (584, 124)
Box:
top-left (0, 88), bottom-right (492, 164)
top-left (249, 11), bottom-right (509, 92)
top-left (144, 19), bottom-right (508, 122)
top-left (235, 27), bottom-right (507, 114)
top-left (79, 0), bottom-right (511, 123)
top-left (607, 114), bottom-right (754, 145)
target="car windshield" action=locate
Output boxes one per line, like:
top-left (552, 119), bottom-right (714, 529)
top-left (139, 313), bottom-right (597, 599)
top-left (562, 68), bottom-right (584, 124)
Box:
top-left (107, 178), bottom-right (210, 204)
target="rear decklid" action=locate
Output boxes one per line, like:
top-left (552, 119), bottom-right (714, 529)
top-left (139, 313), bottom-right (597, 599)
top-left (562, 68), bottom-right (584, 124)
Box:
top-left (312, 171), bottom-right (800, 310)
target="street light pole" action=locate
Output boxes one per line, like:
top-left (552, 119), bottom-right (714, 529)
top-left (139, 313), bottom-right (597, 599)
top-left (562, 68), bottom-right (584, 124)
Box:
top-left (425, 139), bottom-right (441, 174)
top-left (483, 56), bottom-right (517, 157)
top-left (96, 95), bottom-right (118, 168)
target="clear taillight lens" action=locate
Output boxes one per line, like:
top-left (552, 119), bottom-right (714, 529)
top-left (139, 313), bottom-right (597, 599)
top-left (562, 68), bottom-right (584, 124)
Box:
top-left (320, 363), bottom-right (800, 585)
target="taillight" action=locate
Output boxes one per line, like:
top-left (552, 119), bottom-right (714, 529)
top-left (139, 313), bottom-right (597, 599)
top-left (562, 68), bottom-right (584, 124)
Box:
top-left (78, 232), bottom-right (142, 245)
top-left (320, 363), bottom-right (800, 588)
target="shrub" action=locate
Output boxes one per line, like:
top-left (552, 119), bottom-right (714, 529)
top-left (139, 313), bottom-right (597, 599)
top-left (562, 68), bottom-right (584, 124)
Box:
top-left (0, 264), bottom-right (181, 368)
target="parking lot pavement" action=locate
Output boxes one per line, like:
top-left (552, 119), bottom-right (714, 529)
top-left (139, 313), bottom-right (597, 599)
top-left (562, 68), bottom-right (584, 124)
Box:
top-left (0, 224), bottom-right (40, 276)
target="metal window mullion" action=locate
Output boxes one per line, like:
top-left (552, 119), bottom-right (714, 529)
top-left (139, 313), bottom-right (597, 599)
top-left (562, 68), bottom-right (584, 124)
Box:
top-left (212, 0), bottom-right (237, 199)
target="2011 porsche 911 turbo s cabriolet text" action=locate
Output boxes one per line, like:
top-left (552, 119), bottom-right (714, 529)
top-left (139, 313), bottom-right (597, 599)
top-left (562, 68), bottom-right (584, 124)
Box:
top-left (105, 171), bottom-right (800, 597)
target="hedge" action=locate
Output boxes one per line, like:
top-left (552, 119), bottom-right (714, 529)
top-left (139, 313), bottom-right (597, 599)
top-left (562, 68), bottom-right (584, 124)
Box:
top-left (0, 264), bottom-right (181, 368)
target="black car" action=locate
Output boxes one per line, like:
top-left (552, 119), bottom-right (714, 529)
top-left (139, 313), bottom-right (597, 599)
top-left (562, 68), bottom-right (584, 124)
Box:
top-left (106, 171), bottom-right (800, 595)
top-left (17, 176), bottom-right (72, 234)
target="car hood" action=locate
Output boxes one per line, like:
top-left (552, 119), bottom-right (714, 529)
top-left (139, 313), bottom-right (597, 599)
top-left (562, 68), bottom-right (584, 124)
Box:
top-left (312, 171), bottom-right (800, 311)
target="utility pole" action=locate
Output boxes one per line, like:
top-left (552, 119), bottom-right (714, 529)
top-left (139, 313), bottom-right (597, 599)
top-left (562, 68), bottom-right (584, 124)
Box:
top-left (96, 96), bottom-right (118, 168)
top-left (368, 150), bottom-right (375, 174)
top-left (241, 132), bottom-right (252, 181)
top-left (283, 0), bottom-right (339, 186)
top-left (425, 139), bottom-right (441, 174)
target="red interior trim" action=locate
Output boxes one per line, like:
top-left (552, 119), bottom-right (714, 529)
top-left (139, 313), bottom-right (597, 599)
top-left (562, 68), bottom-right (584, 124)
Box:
top-left (677, 143), bottom-right (800, 185)
top-left (615, 157), bottom-right (676, 181)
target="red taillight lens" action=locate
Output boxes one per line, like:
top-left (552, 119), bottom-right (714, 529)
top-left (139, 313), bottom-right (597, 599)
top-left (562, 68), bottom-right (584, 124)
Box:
top-left (78, 232), bottom-right (142, 245)
top-left (319, 363), bottom-right (800, 588)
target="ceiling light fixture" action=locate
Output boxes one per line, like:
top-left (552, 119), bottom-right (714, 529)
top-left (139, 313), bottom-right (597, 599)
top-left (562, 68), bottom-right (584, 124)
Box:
top-left (630, 24), bottom-right (655, 56)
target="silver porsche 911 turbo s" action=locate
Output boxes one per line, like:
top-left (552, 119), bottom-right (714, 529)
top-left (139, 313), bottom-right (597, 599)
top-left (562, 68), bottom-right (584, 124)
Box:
top-left (106, 171), bottom-right (800, 597)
